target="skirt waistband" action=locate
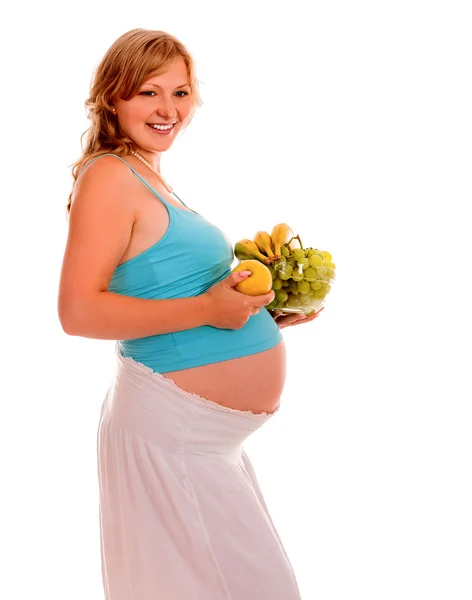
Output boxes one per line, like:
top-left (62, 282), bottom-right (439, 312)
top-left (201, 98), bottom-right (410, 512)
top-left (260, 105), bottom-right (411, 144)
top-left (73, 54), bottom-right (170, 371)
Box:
top-left (103, 343), bottom-right (280, 457)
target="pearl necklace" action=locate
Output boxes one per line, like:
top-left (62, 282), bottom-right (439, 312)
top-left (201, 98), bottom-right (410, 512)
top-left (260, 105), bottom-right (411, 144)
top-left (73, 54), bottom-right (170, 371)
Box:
top-left (130, 150), bottom-right (173, 194)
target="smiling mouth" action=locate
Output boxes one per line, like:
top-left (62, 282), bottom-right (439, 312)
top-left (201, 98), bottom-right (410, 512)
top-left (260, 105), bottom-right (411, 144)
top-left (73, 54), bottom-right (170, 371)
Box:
top-left (146, 122), bottom-right (176, 131)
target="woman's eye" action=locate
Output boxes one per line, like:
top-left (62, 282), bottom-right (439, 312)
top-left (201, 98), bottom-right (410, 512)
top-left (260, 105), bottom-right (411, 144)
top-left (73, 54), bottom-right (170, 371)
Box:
top-left (139, 90), bottom-right (189, 97)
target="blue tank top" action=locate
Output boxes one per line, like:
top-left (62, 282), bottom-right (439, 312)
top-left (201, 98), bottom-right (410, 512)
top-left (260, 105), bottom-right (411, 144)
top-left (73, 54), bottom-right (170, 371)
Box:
top-left (80, 153), bottom-right (282, 373)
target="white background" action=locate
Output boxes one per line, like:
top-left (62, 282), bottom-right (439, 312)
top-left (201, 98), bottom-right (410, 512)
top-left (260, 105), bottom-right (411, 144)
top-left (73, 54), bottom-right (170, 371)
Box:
top-left (1, 1), bottom-right (471, 598)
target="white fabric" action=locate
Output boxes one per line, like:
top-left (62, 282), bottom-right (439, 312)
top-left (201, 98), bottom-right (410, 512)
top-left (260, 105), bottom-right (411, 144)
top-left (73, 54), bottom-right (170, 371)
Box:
top-left (96, 343), bottom-right (302, 599)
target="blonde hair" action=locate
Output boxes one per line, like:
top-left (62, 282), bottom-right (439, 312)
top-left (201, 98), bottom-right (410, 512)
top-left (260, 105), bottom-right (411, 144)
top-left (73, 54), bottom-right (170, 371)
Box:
top-left (65, 28), bottom-right (203, 219)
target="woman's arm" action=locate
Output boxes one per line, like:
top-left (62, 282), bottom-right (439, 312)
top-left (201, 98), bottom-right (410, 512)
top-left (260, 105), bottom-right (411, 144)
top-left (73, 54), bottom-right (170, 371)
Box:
top-left (60, 291), bottom-right (210, 339)
top-left (58, 156), bottom-right (210, 339)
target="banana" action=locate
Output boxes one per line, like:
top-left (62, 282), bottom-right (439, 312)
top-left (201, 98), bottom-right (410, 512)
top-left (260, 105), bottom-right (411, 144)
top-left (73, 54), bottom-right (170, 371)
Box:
top-left (271, 223), bottom-right (294, 256)
top-left (234, 239), bottom-right (271, 265)
top-left (254, 231), bottom-right (275, 259)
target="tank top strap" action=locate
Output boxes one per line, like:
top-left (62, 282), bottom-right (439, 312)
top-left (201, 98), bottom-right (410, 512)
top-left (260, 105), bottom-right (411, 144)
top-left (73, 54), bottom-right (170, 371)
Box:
top-left (77, 153), bottom-right (173, 211)
top-left (171, 191), bottom-right (189, 209)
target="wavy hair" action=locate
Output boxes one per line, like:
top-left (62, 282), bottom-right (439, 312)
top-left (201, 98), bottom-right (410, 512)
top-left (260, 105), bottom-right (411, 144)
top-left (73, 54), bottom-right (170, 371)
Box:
top-left (65, 28), bottom-right (203, 219)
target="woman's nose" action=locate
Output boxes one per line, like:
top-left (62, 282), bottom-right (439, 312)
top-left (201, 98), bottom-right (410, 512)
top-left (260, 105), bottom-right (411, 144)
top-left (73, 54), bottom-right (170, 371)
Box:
top-left (157, 96), bottom-right (177, 119)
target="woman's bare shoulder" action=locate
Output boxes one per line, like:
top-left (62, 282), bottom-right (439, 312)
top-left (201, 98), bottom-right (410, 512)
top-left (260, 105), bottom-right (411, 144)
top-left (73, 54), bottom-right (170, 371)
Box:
top-left (74, 154), bottom-right (134, 194)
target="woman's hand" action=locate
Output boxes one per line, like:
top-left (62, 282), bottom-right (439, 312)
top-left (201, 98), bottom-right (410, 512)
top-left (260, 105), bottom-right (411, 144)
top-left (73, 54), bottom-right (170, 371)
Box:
top-left (203, 270), bottom-right (276, 330)
top-left (270, 307), bottom-right (325, 329)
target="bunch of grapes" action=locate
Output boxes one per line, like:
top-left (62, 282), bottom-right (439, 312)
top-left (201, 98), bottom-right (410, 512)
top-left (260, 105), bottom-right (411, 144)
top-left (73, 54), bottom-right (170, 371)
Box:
top-left (265, 245), bottom-right (336, 314)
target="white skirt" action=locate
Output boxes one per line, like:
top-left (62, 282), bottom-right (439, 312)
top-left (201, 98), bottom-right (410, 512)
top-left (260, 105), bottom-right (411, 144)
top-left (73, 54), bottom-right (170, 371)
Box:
top-left (96, 343), bottom-right (302, 599)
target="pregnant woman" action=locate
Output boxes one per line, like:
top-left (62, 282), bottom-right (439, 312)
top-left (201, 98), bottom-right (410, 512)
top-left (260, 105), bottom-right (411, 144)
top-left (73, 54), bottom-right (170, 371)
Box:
top-left (58, 28), bottom-right (321, 600)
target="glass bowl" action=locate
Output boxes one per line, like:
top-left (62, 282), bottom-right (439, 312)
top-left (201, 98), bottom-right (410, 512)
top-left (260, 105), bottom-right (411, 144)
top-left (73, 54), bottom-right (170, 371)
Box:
top-left (265, 260), bottom-right (336, 315)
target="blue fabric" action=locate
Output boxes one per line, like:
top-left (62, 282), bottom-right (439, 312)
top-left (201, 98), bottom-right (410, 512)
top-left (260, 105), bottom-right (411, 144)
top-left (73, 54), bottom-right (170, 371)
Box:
top-left (81, 153), bottom-right (282, 373)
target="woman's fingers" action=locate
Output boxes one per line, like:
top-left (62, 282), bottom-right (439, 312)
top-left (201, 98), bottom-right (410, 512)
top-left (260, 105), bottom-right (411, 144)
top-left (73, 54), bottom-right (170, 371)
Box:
top-left (272, 306), bottom-right (325, 328)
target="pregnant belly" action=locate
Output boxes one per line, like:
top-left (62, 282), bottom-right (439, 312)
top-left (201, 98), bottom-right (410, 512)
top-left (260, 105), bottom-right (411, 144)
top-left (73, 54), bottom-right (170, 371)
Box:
top-left (162, 339), bottom-right (287, 415)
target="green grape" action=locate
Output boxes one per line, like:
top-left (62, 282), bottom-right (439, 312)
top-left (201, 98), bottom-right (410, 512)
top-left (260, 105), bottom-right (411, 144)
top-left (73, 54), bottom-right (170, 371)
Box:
top-left (313, 289), bottom-right (326, 299)
top-left (292, 270), bottom-right (304, 282)
top-left (320, 282), bottom-right (329, 292)
top-left (297, 280), bottom-right (311, 294)
top-left (300, 293), bottom-right (312, 306)
top-left (273, 258), bottom-right (286, 271)
top-left (282, 279), bottom-right (290, 287)
top-left (328, 261), bottom-right (336, 269)
top-left (280, 245), bottom-right (290, 258)
top-left (311, 280), bottom-right (322, 290)
top-left (316, 266), bottom-right (329, 279)
top-left (280, 263), bottom-right (293, 278)
top-left (303, 267), bottom-right (316, 282)
top-left (266, 298), bottom-right (277, 310)
top-left (309, 254), bottom-right (323, 268)
top-left (275, 289), bottom-right (288, 303)
top-left (289, 281), bottom-right (300, 295)
top-left (298, 257), bottom-right (309, 270)
top-left (272, 277), bottom-right (283, 290)
top-left (321, 250), bottom-right (332, 262)
top-left (327, 267), bottom-right (335, 280)
top-left (307, 249), bottom-right (318, 257)
top-left (292, 249), bottom-right (305, 262)
top-left (316, 251), bottom-right (324, 260)
top-left (275, 301), bottom-right (286, 309)
top-left (322, 260), bottom-right (330, 267)
top-left (268, 265), bottom-right (277, 280)
top-left (287, 294), bottom-right (301, 307)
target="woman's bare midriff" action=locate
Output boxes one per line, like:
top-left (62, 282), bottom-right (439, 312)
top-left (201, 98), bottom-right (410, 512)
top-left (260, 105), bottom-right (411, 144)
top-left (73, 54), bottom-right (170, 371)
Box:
top-left (162, 340), bottom-right (287, 415)
top-left (116, 158), bottom-right (286, 415)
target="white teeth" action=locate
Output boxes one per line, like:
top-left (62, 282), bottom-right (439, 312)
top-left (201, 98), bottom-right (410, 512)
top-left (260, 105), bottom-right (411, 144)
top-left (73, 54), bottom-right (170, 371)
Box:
top-left (150, 123), bottom-right (174, 130)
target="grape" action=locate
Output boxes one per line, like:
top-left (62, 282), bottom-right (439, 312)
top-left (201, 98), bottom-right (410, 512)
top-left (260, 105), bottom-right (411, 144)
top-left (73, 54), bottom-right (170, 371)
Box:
top-left (288, 294), bottom-right (301, 307)
top-left (297, 280), bottom-right (311, 294)
top-left (275, 289), bottom-right (288, 303)
top-left (303, 267), bottom-right (316, 282)
top-left (298, 257), bottom-right (309, 270)
top-left (309, 254), bottom-right (323, 267)
top-left (279, 263), bottom-right (293, 279)
top-left (266, 298), bottom-right (277, 310)
top-left (264, 242), bottom-right (335, 313)
top-left (321, 250), bottom-right (332, 262)
top-left (274, 258), bottom-right (286, 272)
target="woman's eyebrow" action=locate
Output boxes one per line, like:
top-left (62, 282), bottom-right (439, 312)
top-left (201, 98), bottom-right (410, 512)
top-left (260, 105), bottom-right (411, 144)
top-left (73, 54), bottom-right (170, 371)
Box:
top-left (143, 82), bottom-right (190, 89)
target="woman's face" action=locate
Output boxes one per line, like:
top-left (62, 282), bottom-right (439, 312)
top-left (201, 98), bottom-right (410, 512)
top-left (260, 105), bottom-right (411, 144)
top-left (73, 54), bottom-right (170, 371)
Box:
top-left (113, 56), bottom-right (194, 155)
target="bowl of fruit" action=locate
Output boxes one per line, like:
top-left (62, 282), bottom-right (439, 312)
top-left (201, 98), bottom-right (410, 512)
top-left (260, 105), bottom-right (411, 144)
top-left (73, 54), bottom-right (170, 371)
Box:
top-left (232, 223), bottom-right (336, 315)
